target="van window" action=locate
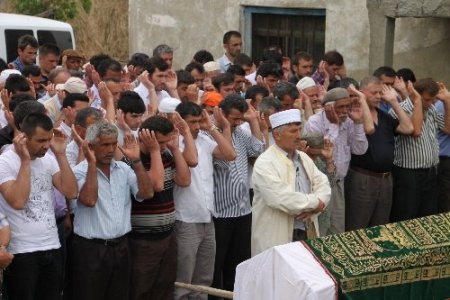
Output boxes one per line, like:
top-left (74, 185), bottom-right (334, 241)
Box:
top-left (37, 30), bottom-right (73, 53)
top-left (5, 29), bottom-right (33, 62)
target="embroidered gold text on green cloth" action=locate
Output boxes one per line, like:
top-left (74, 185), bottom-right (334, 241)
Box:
top-left (303, 213), bottom-right (450, 299)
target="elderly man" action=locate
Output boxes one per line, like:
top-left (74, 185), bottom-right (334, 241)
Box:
top-left (252, 109), bottom-right (331, 256)
top-left (303, 87), bottom-right (370, 234)
top-left (72, 121), bottom-right (153, 300)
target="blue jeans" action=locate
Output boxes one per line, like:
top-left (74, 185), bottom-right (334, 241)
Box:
top-left (4, 248), bottom-right (62, 300)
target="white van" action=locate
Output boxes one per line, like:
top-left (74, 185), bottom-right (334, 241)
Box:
top-left (0, 13), bottom-right (75, 63)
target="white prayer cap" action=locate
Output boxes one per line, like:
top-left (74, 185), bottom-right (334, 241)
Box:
top-left (296, 76), bottom-right (316, 91)
top-left (203, 61), bottom-right (220, 72)
top-left (0, 69), bottom-right (21, 83)
top-left (158, 97), bottom-right (181, 113)
top-left (269, 109), bottom-right (302, 129)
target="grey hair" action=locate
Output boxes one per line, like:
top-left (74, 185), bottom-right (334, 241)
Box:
top-left (258, 96), bottom-right (282, 114)
top-left (360, 76), bottom-right (381, 90)
top-left (74, 107), bottom-right (103, 127)
top-left (153, 44), bottom-right (173, 56)
top-left (273, 82), bottom-right (299, 100)
top-left (85, 121), bottom-right (118, 145)
top-left (272, 124), bottom-right (287, 134)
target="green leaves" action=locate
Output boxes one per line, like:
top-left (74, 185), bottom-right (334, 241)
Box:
top-left (11, 0), bottom-right (92, 21)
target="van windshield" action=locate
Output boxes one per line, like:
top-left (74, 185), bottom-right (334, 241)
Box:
top-left (37, 30), bottom-right (73, 52)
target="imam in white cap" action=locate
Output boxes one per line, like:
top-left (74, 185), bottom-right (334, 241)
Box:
top-left (296, 76), bottom-right (316, 91)
top-left (159, 97), bottom-right (181, 113)
top-left (269, 109), bottom-right (302, 129)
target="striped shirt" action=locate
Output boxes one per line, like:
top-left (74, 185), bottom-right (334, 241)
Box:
top-left (130, 150), bottom-right (176, 239)
top-left (213, 126), bottom-right (265, 218)
top-left (389, 97), bottom-right (444, 169)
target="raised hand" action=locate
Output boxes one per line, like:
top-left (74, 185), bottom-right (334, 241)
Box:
top-left (116, 109), bottom-right (132, 134)
top-left (26, 78), bottom-right (36, 98)
top-left (320, 139), bottom-right (334, 160)
top-left (1, 89), bottom-right (11, 111)
top-left (50, 128), bottom-right (68, 155)
top-left (171, 112), bottom-right (190, 136)
top-left (393, 76), bottom-right (408, 97)
top-left (324, 104), bottom-right (339, 124)
top-left (86, 89), bottom-right (95, 106)
top-left (138, 71), bottom-right (155, 92)
top-left (213, 107), bottom-right (230, 130)
top-left (45, 83), bottom-right (57, 97)
top-left (381, 84), bottom-right (398, 103)
top-left (243, 103), bottom-right (259, 122)
top-left (437, 82), bottom-right (450, 102)
top-left (167, 129), bottom-right (180, 152)
top-left (186, 84), bottom-right (199, 102)
top-left (13, 133), bottom-right (30, 161)
top-left (98, 81), bottom-right (113, 105)
top-left (118, 133), bottom-right (140, 161)
top-left (199, 109), bottom-right (214, 131)
top-left (81, 140), bottom-right (96, 164)
top-left (71, 124), bottom-right (84, 147)
top-left (165, 69), bottom-right (178, 91)
top-left (139, 128), bottom-right (160, 153)
top-left (407, 81), bottom-right (421, 105)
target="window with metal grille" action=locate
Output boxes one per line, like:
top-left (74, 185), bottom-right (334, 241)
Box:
top-left (243, 7), bottom-right (326, 65)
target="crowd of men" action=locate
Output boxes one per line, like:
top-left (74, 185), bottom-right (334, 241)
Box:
top-left (0, 30), bottom-right (448, 300)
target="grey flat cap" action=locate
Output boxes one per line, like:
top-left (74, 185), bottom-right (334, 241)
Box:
top-left (322, 87), bottom-right (349, 104)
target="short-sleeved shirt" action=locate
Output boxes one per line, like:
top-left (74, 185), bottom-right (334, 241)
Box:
top-left (130, 150), bottom-right (176, 239)
top-left (174, 132), bottom-right (217, 223)
top-left (0, 150), bottom-right (61, 254)
top-left (389, 98), bottom-right (444, 169)
top-left (351, 109), bottom-right (399, 172)
top-left (73, 160), bottom-right (142, 239)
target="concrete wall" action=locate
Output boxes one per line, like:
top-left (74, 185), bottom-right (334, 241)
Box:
top-left (129, 0), bottom-right (449, 83)
top-left (393, 17), bottom-right (450, 84)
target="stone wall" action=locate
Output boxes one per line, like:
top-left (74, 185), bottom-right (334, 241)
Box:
top-left (129, 0), bottom-right (450, 83)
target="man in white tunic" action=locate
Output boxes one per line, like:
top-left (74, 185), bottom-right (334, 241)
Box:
top-left (251, 109), bottom-right (331, 256)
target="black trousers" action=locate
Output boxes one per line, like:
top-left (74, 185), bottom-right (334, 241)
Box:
top-left (72, 235), bottom-right (130, 300)
top-left (438, 157), bottom-right (450, 213)
top-left (391, 165), bottom-right (438, 222)
top-left (4, 248), bottom-right (62, 300)
top-left (210, 214), bottom-right (251, 300)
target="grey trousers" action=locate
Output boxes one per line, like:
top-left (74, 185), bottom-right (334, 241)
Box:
top-left (327, 179), bottom-right (345, 235)
top-left (344, 168), bottom-right (393, 231)
top-left (174, 221), bottom-right (216, 300)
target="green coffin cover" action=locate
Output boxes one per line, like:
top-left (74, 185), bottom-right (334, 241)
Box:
top-left (303, 213), bottom-right (450, 299)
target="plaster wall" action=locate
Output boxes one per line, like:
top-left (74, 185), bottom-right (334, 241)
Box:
top-left (129, 0), bottom-right (449, 82)
top-left (393, 17), bottom-right (450, 83)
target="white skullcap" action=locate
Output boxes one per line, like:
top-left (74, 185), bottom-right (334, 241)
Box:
top-left (296, 76), bottom-right (316, 91)
top-left (203, 61), bottom-right (220, 72)
top-left (269, 109), bottom-right (302, 129)
top-left (62, 77), bottom-right (87, 94)
top-left (159, 97), bottom-right (181, 113)
top-left (0, 69), bottom-right (21, 83)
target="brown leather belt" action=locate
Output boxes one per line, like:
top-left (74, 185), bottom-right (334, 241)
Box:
top-left (350, 166), bottom-right (391, 178)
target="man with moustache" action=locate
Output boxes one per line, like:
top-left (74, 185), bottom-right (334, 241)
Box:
top-left (303, 87), bottom-right (369, 234)
top-left (72, 121), bottom-right (153, 300)
top-left (251, 109), bottom-right (330, 256)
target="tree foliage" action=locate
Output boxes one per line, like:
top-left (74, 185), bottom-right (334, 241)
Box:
top-left (11, 0), bottom-right (92, 21)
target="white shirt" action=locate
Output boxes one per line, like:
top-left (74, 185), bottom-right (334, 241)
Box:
top-left (134, 83), bottom-right (170, 107)
top-left (174, 132), bottom-right (217, 223)
top-left (58, 122), bottom-right (72, 140)
top-left (66, 139), bottom-right (80, 168)
top-left (0, 150), bottom-right (61, 254)
top-left (217, 54), bottom-right (232, 73)
top-left (0, 110), bottom-right (7, 128)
